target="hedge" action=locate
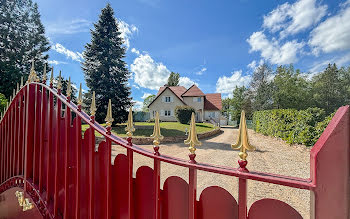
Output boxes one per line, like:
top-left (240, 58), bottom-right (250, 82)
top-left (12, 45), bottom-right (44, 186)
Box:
top-left (175, 106), bottom-right (195, 124)
top-left (252, 107), bottom-right (334, 146)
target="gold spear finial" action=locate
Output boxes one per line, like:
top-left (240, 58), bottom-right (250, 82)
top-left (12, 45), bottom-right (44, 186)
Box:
top-left (150, 111), bottom-right (163, 154)
top-left (16, 83), bottom-right (19, 93)
top-left (184, 112), bottom-right (201, 155)
top-left (27, 60), bottom-right (39, 83)
top-left (77, 83), bottom-right (83, 105)
top-left (231, 110), bottom-right (255, 161)
top-left (66, 77), bottom-right (72, 97)
top-left (20, 77), bottom-right (23, 88)
top-left (12, 89), bottom-right (15, 100)
top-left (90, 91), bottom-right (97, 116)
top-left (50, 67), bottom-right (54, 85)
top-left (43, 63), bottom-right (47, 82)
top-left (125, 106), bottom-right (135, 137)
top-left (105, 99), bottom-right (114, 128)
top-left (57, 71), bottom-right (62, 90)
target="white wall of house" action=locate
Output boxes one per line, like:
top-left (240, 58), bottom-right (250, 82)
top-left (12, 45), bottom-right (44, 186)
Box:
top-left (204, 110), bottom-right (221, 123)
top-left (183, 96), bottom-right (204, 122)
top-left (148, 89), bottom-right (183, 121)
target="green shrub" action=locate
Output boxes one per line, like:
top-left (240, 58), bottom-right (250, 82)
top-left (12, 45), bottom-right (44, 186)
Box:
top-left (175, 106), bottom-right (195, 124)
top-left (252, 107), bottom-right (333, 146)
top-left (0, 93), bottom-right (7, 113)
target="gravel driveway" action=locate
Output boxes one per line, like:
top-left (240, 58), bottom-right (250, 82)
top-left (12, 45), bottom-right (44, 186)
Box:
top-left (112, 126), bottom-right (311, 218)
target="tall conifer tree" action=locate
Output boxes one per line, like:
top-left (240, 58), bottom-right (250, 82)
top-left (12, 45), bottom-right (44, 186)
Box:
top-left (82, 4), bottom-right (131, 123)
top-left (0, 0), bottom-right (50, 98)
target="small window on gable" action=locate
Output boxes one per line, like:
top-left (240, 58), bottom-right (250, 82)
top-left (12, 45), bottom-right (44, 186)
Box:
top-left (197, 97), bottom-right (201, 102)
top-left (165, 110), bottom-right (171, 116)
top-left (165, 96), bottom-right (171, 102)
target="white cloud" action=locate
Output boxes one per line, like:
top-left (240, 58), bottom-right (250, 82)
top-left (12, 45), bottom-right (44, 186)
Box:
top-left (48, 60), bottom-right (68, 65)
top-left (51, 43), bottom-right (83, 62)
top-left (195, 67), bottom-right (207, 75)
top-left (132, 84), bottom-right (140, 89)
top-left (130, 54), bottom-right (170, 90)
top-left (132, 100), bottom-right (143, 111)
top-left (130, 53), bottom-right (197, 90)
top-left (309, 3), bottom-right (350, 54)
top-left (216, 70), bottom-right (251, 94)
top-left (263, 0), bottom-right (327, 38)
top-left (131, 48), bottom-right (140, 55)
top-left (118, 20), bottom-right (138, 49)
top-left (141, 93), bottom-right (152, 99)
top-left (179, 77), bottom-right (198, 88)
top-left (308, 52), bottom-right (350, 75)
top-left (247, 31), bottom-right (304, 65)
top-left (46, 19), bottom-right (91, 35)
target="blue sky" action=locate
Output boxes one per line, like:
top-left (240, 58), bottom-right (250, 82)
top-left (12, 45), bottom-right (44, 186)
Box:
top-left (36, 0), bottom-right (350, 109)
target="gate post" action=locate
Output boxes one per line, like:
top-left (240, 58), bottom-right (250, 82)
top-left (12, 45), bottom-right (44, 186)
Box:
top-left (310, 105), bottom-right (350, 219)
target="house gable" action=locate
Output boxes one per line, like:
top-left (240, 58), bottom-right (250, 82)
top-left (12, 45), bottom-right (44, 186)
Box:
top-left (182, 84), bottom-right (205, 97)
top-left (148, 86), bottom-right (187, 108)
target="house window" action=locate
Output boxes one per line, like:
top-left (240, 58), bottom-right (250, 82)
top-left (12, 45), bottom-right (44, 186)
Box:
top-left (165, 96), bottom-right (171, 102)
top-left (193, 97), bottom-right (201, 102)
top-left (165, 110), bottom-right (171, 116)
top-left (209, 112), bottom-right (216, 118)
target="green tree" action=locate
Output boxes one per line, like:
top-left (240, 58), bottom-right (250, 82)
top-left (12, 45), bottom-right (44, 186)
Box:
top-left (82, 4), bottom-right (131, 123)
top-left (167, 72), bottom-right (180, 86)
top-left (272, 65), bottom-right (311, 110)
top-left (339, 66), bottom-right (350, 106)
top-left (249, 63), bottom-right (273, 111)
top-left (0, 93), bottom-right (8, 113)
top-left (221, 98), bottom-right (232, 119)
top-left (231, 86), bottom-right (252, 123)
top-left (311, 64), bottom-right (344, 114)
top-left (142, 94), bottom-right (155, 112)
top-left (0, 0), bottom-right (50, 98)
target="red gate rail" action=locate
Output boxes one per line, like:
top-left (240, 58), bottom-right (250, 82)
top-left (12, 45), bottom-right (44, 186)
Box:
top-left (0, 67), bottom-right (349, 219)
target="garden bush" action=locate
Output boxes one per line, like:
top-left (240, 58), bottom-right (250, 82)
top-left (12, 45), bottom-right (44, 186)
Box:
top-left (252, 107), bottom-right (333, 146)
top-left (175, 106), bottom-right (195, 124)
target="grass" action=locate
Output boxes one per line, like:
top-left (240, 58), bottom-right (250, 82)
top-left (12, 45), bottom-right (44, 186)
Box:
top-left (81, 122), bottom-right (216, 137)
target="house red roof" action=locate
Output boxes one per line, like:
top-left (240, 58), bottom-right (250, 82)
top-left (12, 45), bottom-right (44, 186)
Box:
top-left (149, 85), bottom-right (222, 111)
top-left (204, 93), bottom-right (222, 110)
top-left (181, 85), bottom-right (205, 97)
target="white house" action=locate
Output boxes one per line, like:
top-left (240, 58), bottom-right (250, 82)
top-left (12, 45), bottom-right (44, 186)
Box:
top-left (148, 84), bottom-right (223, 123)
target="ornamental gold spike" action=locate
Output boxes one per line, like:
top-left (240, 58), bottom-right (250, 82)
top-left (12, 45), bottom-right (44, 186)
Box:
top-left (20, 77), bottom-right (23, 88)
top-left (150, 111), bottom-right (163, 147)
top-left (231, 110), bottom-right (255, 161)
top-left (57, 71), bottom-right (62, 90)
top-left (184, 112), bottom-right (201, 154)
top-left (13, 89), bottom-right (15, 99)
top-left (16, 83), bottom-right (19, 93)
top-left (77, 83), bottom-right (83, 105)
top-left (125, 106), bottom-right (135, 137)
top-left (90, 91), bottom-right (97, 116)
top-left (50, 67), bottom-right (54, 85)
top-left (27, 60), bottom-right (39, 83)
top-left (105, 99), bottom-right (114, 127)
top-left (66, 77), bottom-right (72, 97)
top-left (43, 63), bottom-right (47, 82)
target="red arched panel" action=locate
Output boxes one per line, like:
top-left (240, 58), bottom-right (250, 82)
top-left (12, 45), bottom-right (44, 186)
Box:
top-left (111, 153), bottom-right (129, 219)
top-left (162, 176), bottom-right (188, 219)
top-left (198, 186), bottom-right (238, 219)
top-left (248, 198), bottom-right (303, 219)
top-left (134, 166), bottom-right (154, 219)
top-left (94, 141), bottom-right (108, 218)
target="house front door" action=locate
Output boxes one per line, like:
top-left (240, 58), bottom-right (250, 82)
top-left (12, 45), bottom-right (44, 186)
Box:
top-left (195, 112), bottom-right (200, 122)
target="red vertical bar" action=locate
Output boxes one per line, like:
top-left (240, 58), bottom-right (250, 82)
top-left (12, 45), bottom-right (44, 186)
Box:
top-left (39, 87), bottom-right (47, 191)
top-left (16, 94), bottom-right (22, 175)
top-left (188, 168), bottom-right (197, 219)
top-left (54, 97), bottom-right (62, 217)
top-left (127, 140), bottom-right (133, 219)
top-left (21, 92), bottom-right (26, 176)
top-left (154, 159), bottom-right (161, 219)
top-left (13, 98), bottom-right (18, 176)
top-left (0, 116), bottom-right (3, 183)
top-left (88, 127), bottom-right (95, 219)
top-left (33, 84), bottom-right (41, 184)
top-left (238, 178), bottom-right (248, 219)
top-left (24, 84), bottom-right (35, 192)
top-left (5, 110), bottom-right (10, 180)
top-left (1, 114), bottom-right (5, 182)
top-left (46, 90), bottom-right (54, 202)
top-left (106, 138), bottom-right (112, 219)
top-left (64, 106), bottom-right (71, 219)
top-left (74, 116), bottom-right (81, 219)
top-left (8, 104), bottom-right (13, 178)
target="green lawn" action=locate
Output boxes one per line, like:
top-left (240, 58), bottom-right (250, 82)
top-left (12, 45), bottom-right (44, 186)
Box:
top-left (82, 122), bottom-right (216, 137)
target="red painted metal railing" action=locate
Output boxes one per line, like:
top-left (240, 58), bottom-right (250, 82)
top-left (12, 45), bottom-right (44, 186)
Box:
top-left (0, 79), bottom-right (349, 219)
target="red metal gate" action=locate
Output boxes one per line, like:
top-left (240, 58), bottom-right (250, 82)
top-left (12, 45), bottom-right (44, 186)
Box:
top-left (0, 66), bottom-right (349, 219)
